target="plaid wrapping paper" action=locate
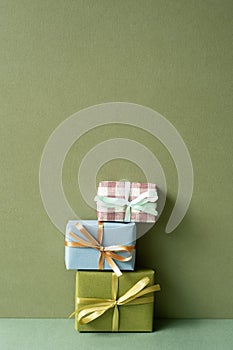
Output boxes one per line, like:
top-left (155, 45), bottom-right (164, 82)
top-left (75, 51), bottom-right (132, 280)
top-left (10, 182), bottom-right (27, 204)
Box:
top-left (95, 181), bottom-right (158, 222)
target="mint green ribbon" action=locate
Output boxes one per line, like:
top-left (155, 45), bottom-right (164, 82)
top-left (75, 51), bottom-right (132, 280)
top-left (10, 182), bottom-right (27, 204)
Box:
top-left (95, 187), bottom-right (158, 222)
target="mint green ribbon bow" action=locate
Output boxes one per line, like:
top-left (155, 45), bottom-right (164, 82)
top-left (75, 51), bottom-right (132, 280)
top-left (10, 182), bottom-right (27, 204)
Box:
top-left (95, 183), bottom-right (158, 222)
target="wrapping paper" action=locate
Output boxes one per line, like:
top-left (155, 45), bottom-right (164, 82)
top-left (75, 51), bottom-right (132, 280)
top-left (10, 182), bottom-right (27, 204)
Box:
top-left (74, 269), bottom-right (159, 332)
top-left (95, 181), bottom-right (158, 222)
top-left (65, 220), bottom-right (136, 273)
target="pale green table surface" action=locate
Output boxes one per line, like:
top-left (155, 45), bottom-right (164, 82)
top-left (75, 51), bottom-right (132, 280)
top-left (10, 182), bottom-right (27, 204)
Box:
top-left (0, 319), bottom-right (232, 350)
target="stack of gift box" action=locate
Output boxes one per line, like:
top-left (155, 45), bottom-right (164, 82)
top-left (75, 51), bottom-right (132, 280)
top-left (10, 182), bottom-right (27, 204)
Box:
top-left (65, 181), bottom-right (161, 332)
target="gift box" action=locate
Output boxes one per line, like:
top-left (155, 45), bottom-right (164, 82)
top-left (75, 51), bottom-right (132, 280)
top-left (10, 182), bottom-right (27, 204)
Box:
top-left (71, 269), bottom-right (160, 332)
top-left (65, 220), bottom-right (136, 276)
top-left (94, 181), bottom-right (158, 222)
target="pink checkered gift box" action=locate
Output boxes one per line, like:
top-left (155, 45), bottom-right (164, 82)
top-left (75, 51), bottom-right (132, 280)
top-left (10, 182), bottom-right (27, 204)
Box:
top-left (94, 181), bottom-right (158, 223)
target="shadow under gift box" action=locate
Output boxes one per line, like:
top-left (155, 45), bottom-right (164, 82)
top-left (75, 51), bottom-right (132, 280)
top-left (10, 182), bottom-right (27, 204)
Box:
top-left (65, 221), bottom-right (136, 271)
top-left (74, 269), bottom-right (158, 332)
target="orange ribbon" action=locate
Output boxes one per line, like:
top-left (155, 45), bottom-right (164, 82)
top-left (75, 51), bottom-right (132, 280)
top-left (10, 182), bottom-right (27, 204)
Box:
top-left (65, 222), bottom-right (135, 277)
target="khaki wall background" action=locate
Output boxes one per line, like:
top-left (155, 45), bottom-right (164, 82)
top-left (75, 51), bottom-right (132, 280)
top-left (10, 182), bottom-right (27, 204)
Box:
top-left (1, 0), bottom-right (232, 317)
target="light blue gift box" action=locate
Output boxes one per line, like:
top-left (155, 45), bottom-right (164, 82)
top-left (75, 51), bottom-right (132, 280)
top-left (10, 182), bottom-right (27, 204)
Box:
top-left (65, 220), bottom-right (136, 272)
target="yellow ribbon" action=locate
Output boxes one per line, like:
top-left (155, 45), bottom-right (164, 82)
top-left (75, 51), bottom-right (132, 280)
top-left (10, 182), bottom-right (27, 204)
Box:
top-left (65, 222), bottom-right (135, 277)
top-left (69, 273), bottom-right (161, 332)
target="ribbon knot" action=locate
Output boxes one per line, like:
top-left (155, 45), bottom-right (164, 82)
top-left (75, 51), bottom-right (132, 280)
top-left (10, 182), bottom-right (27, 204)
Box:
top-left (65, 222), bottom-right (135, 277)
top-left (69, 273), bottom-right (161, 332)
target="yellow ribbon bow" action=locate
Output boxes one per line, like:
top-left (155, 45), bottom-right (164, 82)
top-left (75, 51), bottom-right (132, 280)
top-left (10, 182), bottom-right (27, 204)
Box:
top-left (65, 222), bottom-right (135, 277)
top-left (69, 273), bottom-right (161, 332)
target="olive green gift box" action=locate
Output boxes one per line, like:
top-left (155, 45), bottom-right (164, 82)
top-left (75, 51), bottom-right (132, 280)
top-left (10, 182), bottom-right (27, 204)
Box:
top-left (74, 269), bottom-right (159, 332)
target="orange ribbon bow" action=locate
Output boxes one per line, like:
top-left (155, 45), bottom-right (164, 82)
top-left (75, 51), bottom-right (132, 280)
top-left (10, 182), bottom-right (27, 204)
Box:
top-left (65, 222), bottom-right (135, 277)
